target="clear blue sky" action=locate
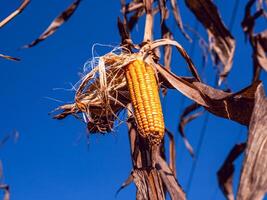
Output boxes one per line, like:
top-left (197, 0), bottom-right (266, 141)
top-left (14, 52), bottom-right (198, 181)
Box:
top-left (0, 0), bottom-right (266, 200)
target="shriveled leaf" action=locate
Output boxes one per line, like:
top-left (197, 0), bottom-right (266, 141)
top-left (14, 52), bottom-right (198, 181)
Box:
top-left (242, 0), bottom-right (265, 39)
top-left (117, 17), bottom-right (131, 45)
top-left (116, 172), bottom-right (134, 197)
top-left (0, 53), bottom-right (20, 61)
top-left (156, 156), bottom-right (186, 200)
top-left (128, 8), bottom-right (145, 31)
top-left (184, 24), bottom-right (209, 69)
top-left (158, 0), bottom-right (167, 24)
top-left (124, 0), bottom-right (144, 14)
top-left (252, 30), bottom-right (267, 80)
top-left (165, 129), bottom-right (177, 177)
top-left (178, 103), bottom-right (204, 156)
top-left (241, 0), bottom-right (266, 81)
top-left (23, 0), bottom-right (81, 48)
top-left (156, 63), bottom-right (259, 126)
top-left (146, 39), bottom-right (202, 81)
top-left (217, 143), bottom-right (246, 200)
top-left (170, 0), bottom-right (191, 41)
top-left (0, 0), bottom-right (30, 28)
top-left (185, 0), bottom-right (235, 85)
top-left (237, 83), bottom-right (267, 200)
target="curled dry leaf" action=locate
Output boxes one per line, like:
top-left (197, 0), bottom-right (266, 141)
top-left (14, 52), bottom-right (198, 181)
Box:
top-left (156, 61), bottom-right (259, 126)
top-left (23, 0), bottom-right (82, 48)
top-left (127, 8), bottom-right (145, 31)
top-left (120, 0), bottom-right (144, 32)
top-left (241, 0), bottom-right (266, 81)
top-left (217, 143), bottom-right (246, 200)
top-left (165, 128), bottom-right (176, 177)
top-left (158, 0), bottom-right (167, 24)
top-left (124, 0), bottom-right (144, 14)
top-left (0, 53), bottom-right (20, 61)
top-left (116, 172), bottom-right (134, 197)
top-left (184, 24), bottom-right (210, 69)
top-left (0, 0), bottom-right (30, 28)
top-left (156, 156), bottom-right (186, 200)
top-left (237, 83), bottom-right (267, 200)
top-left (252, 30), bottom-right (267, 81)
top-left (185, 0), bottom-right (235, 85)
top-left (117, 17), bottom-right (131, 45)
top-left (178, 102), bottom-right (204, 157)
top-left (242, 0), bottom-right (265, 39)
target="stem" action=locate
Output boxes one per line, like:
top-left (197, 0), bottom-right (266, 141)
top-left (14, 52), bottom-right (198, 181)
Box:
top-left (143, 0), bottom-right (154, 42)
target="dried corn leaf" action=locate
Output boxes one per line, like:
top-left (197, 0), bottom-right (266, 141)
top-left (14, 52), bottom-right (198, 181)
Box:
top-left (241, 0), bottom-right (266, 81)
top-left (254, 30), bottom-right (267, 71)
top-left (185, 0), bottom-right (235, 85)
top-left (0, 53), bottom-right (20, 61)
top-left (0, 0), bottom-right (30, 28)
top-left (116, 172), bottom-right (134, 197)
top-left (156, 64), bottom-right (259, 126)
top-left (237, 83), bottom-right (267, 200)
top-left (242, 0), bottom-right (265, 38)
top-left (124, 0), bottom-right (143, 14)
top-left (185, 24), bottom-right (209, 69)
top-left (121, 0), bottom-right (144, 32)
top-left (128, 8), bottom-right (145, 31)
top-left (23, 0), bottom-right (81, 48)
top-left (156, 156), bottom-right (186, 200)
top-left (252, 30), bottom-right (267, 80)
top-left (158, 0), bottom-right (167, 24)
top-left (217, 143), bottom-right (246, 200)
top-left (117, 17), bottom-right (131, 45)
top-left (165, 129), bottom-right (177, 177)
top-left (178, 103), bottom-right (203, 156)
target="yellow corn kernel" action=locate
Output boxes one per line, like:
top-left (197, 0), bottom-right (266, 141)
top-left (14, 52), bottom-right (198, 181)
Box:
top-left (125, 59), bottom-right (165, 144)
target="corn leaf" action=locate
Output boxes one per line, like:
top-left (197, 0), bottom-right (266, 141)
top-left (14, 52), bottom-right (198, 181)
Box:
top-left (185, 0), bottom-right (235, 85)
top-left (156, 63), bottom-right (259, 126)
top-left (237, 83), bottom-right (267, 200)
top-left (178, 103), bottom-right (204, 156)
top-left (0, 53), bottom-right (20, 61)
top-left (217, 143), bottom-right (246, 200)
top-left (23, 0), bottom-right (81, 48)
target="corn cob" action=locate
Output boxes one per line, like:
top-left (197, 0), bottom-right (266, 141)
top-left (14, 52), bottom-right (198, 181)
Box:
top-left (126, 59), bottom-right (165, 144)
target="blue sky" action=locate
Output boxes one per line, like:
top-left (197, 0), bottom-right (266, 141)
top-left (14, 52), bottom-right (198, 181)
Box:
top-left (0, 0), bottom-right (266, 200)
